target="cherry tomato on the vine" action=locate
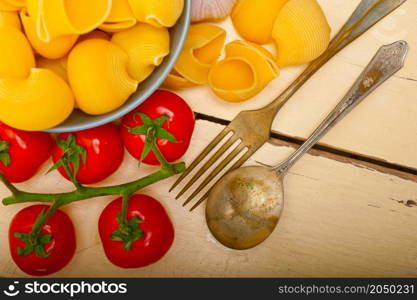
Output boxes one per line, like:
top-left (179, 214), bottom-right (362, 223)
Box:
top-left (121, 90), bottom-right (195, 165)
top-left (0, 122), bottom-right (53, 183)
top-left (9, 205), bottom-right (76, 276)
top-left (52, 123), bottom-right (124, 184)
top-left (99, 194), bottom-right (174, 268)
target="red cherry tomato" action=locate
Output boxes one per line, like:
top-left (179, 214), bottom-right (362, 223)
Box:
top-left (52, 123), bottom-right (124, 184)
top-left (0, 122), bottom-right (53, 183)
top-left (99, 194), bottom-right (174, 268)
top-left (9, 205), bottom-right (76, 276)
top-left (121, 90), bottom-right (195, 165)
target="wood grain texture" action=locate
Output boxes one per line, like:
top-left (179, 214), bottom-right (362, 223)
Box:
top-left (171, 0), bottom-right (417, 169)
top-left (1, 120), bottom-right (417, 277)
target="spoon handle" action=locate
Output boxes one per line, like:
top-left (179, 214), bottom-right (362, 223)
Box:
top-left (275, 40), bottom-right (408, 174)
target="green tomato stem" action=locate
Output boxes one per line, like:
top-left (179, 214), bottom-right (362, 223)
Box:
top-left (62, 163), bottom-right (83, 190)
top-left (31, 202), bottom-right (59, 235)
top-left (120, 193), bottom-right (131, 224)
top-left (151, 141), bottom-right (173, 171)
top-left (0, 162), bottom-right (186, 207)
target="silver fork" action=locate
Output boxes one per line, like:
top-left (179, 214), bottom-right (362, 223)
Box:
top-left (170, 0), bottom-right (407, 211)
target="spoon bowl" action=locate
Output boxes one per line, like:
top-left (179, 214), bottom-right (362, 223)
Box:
top-left (206, 166), bottom-right (284, 250)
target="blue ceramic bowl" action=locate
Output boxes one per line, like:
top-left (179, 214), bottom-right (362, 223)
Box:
top-left (47, 0), bottom-right (192, 133)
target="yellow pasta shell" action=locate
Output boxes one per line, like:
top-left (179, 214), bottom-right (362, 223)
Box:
top-left (272, 0), bottom-right (330, 67)
top-left (0, 0), bottom-right (23, 11)
top-left (100, 0), bottom-right (136, 33)
top-left (112, 23), bottom-right (170, 83)
top-left (208, 40), bottom-right (279, 102)
top-left (128, 0), bottom-right (184, 27)
top-left (37, 56), bottom-right (82, 109)
top-left (21, 9), bottom-right (78, 59)
top-left (232, 0), bottom-right (287, 44)
top-left (2, 0), bottom-right (24, 8)
top-left (163, 71), bottom-right (196, 90)
top-left (0, 10), bottom-right (21, 30)
top-left (174, 23), bottom-right (226, 85)
top-left (0, 68), bottom-right (75, 131)
top-left (67, 39), bottom-right (139, 115)
top-left (26, 0), bottom-right (112, 42)
top-left (0, 26), bottom-right (35, 78)
top-left (37, 56), bottom-right (68, 82)
top-left (78, 30), bottom-right (110, 43)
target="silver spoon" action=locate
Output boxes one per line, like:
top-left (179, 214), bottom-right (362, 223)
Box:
top-left (206, 41), bottom-right (409, 250)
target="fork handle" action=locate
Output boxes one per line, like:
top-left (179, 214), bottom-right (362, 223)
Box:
top-left (274, 40), bottom-right (408, 174)
top-left (265, 0), bottom-right (407, 114)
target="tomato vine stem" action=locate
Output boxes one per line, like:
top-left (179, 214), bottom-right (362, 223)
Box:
top-left (0, 162), bottom-right (185, 207)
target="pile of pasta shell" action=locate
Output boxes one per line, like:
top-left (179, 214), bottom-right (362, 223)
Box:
top-left (0, 0), bottom-right (183, 131)
top-left (165, 0), bottom-right (331, 103)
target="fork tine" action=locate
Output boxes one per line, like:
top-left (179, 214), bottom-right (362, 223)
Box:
top-left (175, 135), bottom-right (238, 199)
top-left (169, 127), bottom-right (232, 192)
top-left (189, 150), bottom-right (254, 211)
top-left (182, 143), bottom-right (248, 207)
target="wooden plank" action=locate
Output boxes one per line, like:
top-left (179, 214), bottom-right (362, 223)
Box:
top-left (171, 0), bottom-right (417, 170)
top-left (1, 120), bottom-right (417, 277)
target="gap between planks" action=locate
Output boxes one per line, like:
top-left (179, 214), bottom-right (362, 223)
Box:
top-left (195, 112), bottom-right (417, 183)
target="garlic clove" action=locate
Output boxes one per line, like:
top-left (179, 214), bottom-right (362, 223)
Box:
top-left (191, 0), bottom-right (237, 23)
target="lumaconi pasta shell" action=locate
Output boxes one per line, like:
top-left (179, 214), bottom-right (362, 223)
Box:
top-left (26, 0), bottom-right (112, 42)
top-left (0, 10), bottom-right (21, 30)
top-left (226, 40), bottom-right (279, 85)
top-left (232, 0), bottom-right (287, 44)
top-left (163, 70), bottom-right (196, 89)
top-left (128, 0), bottom-right (184, 28)
top-left (77, 30), bottom-right (110, 43)
top-left (208, 40), bottom-right (279, 102)
top-left (21, 9), bottom-right (78, 59)
top-left (37, 56), bottom-right (82, 109)
top-left (0, 0), bottom-right (23, 11)
top-left (0, 26), bottom-right (35, 78)
top-left (100, 0), bottom-right (136, 33)
top-left (2, 0), bottom-right (24, 8)
top-left (67, 39), bottom-right (139, 115)
top-left (112, 23), bottom-right (170, 83)
top-left (174, 23), bottom-right (226, 85)
top-left (0, 68), bottom-right (75, 131)
top-left (272, 0), bottom-right (330, 67)
top-left (37, 56), bottom-right (68, 82)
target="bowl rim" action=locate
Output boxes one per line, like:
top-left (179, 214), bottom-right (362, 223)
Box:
top-left (46, 0), bottom-right (192, 133)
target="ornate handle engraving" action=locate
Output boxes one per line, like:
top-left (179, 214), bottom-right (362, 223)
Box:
top-left (275, 41), bottom-right (409, 174)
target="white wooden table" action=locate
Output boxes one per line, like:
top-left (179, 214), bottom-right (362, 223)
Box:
top-left (1, 0), bottom-right (417, 277)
